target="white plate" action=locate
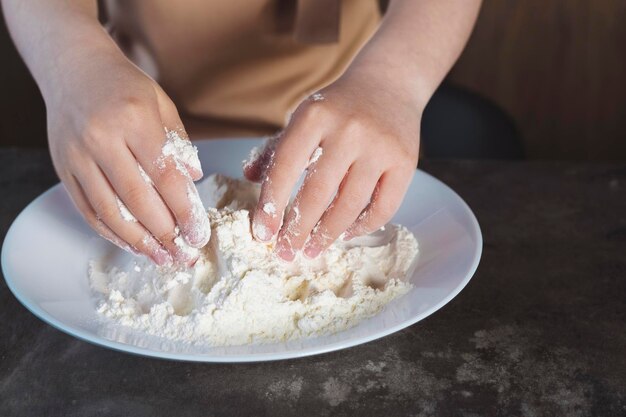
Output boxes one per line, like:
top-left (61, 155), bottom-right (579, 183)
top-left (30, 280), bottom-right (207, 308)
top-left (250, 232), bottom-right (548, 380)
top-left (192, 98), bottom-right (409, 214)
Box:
top-left (1, 139), bottom-right (482, 362)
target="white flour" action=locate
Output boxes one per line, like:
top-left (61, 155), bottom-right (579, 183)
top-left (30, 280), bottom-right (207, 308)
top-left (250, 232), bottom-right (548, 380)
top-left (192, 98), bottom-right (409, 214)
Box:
top-left (310, 92), bottom-right (325, 102)
top-left (137, 164), bottom-right (153, 185)
top-left (89, 174), bottom-right (418, 346)
top-left (156, 129), bottom-right (210, 247)
top-left (158, 128), bottom-right (202, 176)
top-left (308, 146), bottom-right (323, 165)
top-left (241, 145), bottom-right (262, 172)
top-left (262, 202), bottom-right (276, 216)
top-left (115, 196), bottom-right (137, 223)
top-left (173, 226), bottom-right (200, 259)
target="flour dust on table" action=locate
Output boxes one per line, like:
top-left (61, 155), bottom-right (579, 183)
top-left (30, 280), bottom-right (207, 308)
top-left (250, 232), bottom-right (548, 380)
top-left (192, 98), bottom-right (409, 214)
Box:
top-left (89, 174), bottom-right (419, 346)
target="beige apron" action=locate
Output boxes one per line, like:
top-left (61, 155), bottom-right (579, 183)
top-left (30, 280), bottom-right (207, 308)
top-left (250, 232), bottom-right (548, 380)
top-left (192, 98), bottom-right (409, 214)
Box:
top-left (104, 0), bottom-right (381, 138)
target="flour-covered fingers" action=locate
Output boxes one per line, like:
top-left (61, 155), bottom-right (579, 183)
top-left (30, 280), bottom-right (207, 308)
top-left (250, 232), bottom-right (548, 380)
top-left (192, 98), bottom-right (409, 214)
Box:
top-left (128, 124), bottom-right (210, 252)
top-left (302, 163), bottom-right (378, 258)
top-left (274, 147), bottom-right (351, 261)
top-left (74, 161), bottom-right (173, 265)
top-left (93, 142), bottom-right (198, 264)
top-left (62, 172), bottom-right (138, 255)
top-left (154, 87), bottom-right (203, 181)
top-left (344, 168), bottom-right (413, 240)
top-left (252, 106), bottom-right (324, 243)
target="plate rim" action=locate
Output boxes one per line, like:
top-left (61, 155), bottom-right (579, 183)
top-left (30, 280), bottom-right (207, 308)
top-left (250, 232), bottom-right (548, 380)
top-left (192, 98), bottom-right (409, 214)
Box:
top-left (1, 139), bottom-right (482, 362)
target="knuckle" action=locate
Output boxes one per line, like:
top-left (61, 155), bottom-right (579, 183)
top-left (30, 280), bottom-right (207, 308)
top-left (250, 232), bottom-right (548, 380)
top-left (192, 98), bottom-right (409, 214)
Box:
top-left (122, 184), bottom-right (148, 210)
top-left (295, 100), bottom-right (332, 127)
top-left (337, 190), bottom-right (363, 213)
top-left (122, 105), bottom-right (149, 126)
top-left (120, 95), bottom-right (150, 113)
top-left (336, 118), bottom-right (369, 148)
top-left (64, 140), bottom-right (85, 161)
top-left (393, 137), bottom-right (420, 163)
top-left (397, 146), bottom-right (418, 166)
top-left (344, 197), bottom-right (364, 214)
top-left (270, 151), bottom-right (296, 174)
top-left (304, 182), bottom-right (331, 205)
top-left (80, 122), bottom-right (108, 151)
top-left (80, 112), bottom-right (106, 135)
top-left (118, 103), bottom-right (153, 128)
top-left (397, 150), bottom-right (417, 170)
top-left (299, 101), bottom-right (323, 121)
top-left (160, 96), bottom-right (180, 117)
top-left (92, 198), bottom-right (118, 222)
top-left (79, 93), bottom-right (156, 139)
top-left (154, 165), bottom-right (183, 188)
top-left (384, 158), bottom-right (414, 179)
top-left (344, 116), bottom-right (366, 133)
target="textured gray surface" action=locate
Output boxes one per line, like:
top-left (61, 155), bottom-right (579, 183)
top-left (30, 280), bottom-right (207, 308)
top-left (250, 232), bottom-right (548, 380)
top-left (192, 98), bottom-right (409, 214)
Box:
top-left (0, 149), bottom-right (624, 417)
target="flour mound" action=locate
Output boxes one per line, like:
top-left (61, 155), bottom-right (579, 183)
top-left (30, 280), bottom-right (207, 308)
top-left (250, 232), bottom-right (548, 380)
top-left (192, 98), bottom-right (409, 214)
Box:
top-left (89, 174), bottom-right (418, 346)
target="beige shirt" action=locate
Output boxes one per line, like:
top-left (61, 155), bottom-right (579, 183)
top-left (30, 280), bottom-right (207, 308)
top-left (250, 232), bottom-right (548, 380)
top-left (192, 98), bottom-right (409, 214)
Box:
top-left (105, 0), bottom-right (381, 138)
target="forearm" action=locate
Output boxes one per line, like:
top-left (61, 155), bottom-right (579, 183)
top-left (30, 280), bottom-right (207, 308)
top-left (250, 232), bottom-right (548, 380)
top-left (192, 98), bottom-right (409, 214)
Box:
top-left (352, 0), bottom-right (482, 109)
top-left (1, 0), bottom-right (121, 100)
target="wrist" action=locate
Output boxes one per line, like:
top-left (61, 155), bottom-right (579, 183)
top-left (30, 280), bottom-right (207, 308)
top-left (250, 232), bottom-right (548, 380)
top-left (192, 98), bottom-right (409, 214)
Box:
top-left (41, 40), bottom-right (126, 107)
top-left (341, 55), bottom-right (430, 114)
top-left (37, 20), bottom-right (124, 102)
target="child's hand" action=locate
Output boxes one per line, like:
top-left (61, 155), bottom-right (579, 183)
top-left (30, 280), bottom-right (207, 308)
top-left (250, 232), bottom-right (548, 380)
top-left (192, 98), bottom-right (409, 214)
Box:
top-left (47, 50), bottom-right (209, 266)
top-left (244, 68), bottom-right (421, 261)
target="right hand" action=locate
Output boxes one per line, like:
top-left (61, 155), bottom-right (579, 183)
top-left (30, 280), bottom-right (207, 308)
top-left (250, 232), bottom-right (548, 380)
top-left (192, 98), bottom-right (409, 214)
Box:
top-left (46, 48), bottom-right (210, 266)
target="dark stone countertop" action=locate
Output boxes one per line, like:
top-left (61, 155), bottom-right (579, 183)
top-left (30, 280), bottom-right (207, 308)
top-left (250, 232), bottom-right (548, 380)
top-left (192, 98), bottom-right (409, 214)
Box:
top-left (0, 148), bottom-right (624, 417)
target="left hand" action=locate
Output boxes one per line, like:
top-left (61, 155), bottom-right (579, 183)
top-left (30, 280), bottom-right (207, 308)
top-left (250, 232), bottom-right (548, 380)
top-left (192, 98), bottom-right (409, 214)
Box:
top-left (244, 67), bottom-right (423, 261)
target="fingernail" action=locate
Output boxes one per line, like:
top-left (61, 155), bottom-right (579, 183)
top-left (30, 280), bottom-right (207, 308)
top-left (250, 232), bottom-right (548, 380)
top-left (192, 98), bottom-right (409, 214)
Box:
top-left (176, 251), bottom-right (199, 268)
top-left (276, 238), bottom-right (296, 261)
top-left (253, 220), bottom-right (272, 242)
top-left (141, 234), bottom-right (173, 266)
top-left (179, 254), bottom-right (199, 268)
top-left (174, 234), bottom-right (200, 264)
top-left (174, 250), bottom-right (199, 267)
top-left (183, 219), bottom-right (211, 248)
top-left (152, 246), bottom-right (173, 266)
top-left (303, 242), bottom-right (322, 259)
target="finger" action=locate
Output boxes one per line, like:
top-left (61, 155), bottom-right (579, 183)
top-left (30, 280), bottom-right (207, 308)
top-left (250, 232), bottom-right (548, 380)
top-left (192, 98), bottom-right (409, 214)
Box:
top-left (74, 161), bottom-right (175, 266)
top-left (275, 146), bottom-right (352, 261)
top-left (251, 107), bottom-right (326, 243)
top-left (243, 135), bottom-right (279, 182)
top-left (63, 173), bottom-right (139, 255)
top-left (344, 168), bottom-right (413, 239)
top-left (94, 141), bottom-right (196, 265)
top-left (154, 87), bottom-right (203, 181)
top-left (125, 107), bottom-right (210, 250)
top-left (302, 162), bottom-right (379, 258)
